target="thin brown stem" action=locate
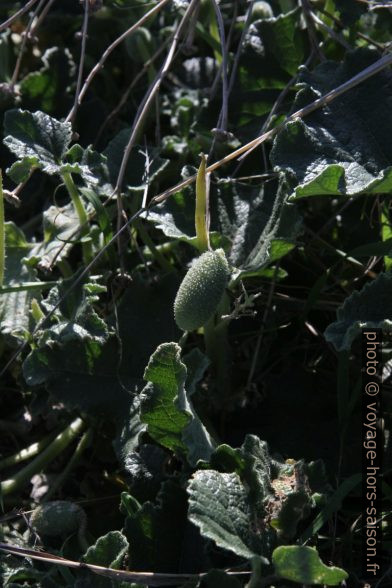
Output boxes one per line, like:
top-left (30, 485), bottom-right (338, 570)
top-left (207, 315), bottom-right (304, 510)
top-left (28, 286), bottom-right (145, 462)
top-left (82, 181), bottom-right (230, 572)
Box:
top-left (0, 542), bottom-right (252, 585)
top-left (9, 0), bottom-right (46, 88)
top-left (93, 40), bottom-right (169, 147)
top-left (66, 0), bottom-right (171, 122)
top-left (0, 0), bottom-right (40, 33)
top-left (28, 0), bottom-right (57, 38)
top-left (210, 0), bottom-right (229, 133)
top-left (300, 0), bottom-right (325, 61)
top-left (114, 0), bottom-right (199, 195)
top-left (66, 0), bottom-right (90, 125)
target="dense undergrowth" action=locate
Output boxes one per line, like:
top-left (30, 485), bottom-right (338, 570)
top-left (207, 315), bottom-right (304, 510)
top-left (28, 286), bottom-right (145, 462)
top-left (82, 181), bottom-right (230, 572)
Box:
top-left (0, 0), bottom-right (391, 586)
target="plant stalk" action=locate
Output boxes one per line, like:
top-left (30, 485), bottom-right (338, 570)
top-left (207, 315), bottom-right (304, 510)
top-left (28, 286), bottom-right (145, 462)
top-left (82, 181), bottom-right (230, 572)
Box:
top-left (45, 428), bottom-right (93, 502)
top-left (0, 432), bottom-right (55, 472)
top-left (61, 171), bottom-right (93, 264)
top-left (134, 219), bottom-right (173, 273)
top-left (0, 417), bottom-right (85, 496)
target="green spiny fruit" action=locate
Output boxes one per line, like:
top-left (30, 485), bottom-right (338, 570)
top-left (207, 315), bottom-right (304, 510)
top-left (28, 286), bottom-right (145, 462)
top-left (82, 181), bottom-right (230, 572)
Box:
top-left (174, 249), bottom-right (230, 331)
top-left (30, 500), bottom-right (86, 538)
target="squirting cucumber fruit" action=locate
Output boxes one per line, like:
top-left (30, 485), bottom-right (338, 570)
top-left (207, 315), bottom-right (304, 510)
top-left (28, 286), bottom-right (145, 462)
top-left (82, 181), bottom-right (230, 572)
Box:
top-left (30, 500), bottom-right (86, 538)
top-left (174, 249), bottom-right (230, 331)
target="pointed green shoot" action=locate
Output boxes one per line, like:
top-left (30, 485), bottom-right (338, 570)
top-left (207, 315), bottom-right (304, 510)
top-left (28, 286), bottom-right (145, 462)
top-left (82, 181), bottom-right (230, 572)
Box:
top-left (195, 153), bottom-right (210, 253)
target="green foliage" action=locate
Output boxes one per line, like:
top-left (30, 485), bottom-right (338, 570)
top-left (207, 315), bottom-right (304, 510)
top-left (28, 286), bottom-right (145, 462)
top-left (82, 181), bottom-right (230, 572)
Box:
top-left (20, 47), bottom-right (75, 113)
top-left (271, 49), bottom-right (392, 200)
top-left (4, 109), bottom-right (73, 176)
top-left (272, 545), bottom-right (348, 585)
top-left (23, 276), bottom-right (180, 417)
top-left (325, 272), bottom-right (392, 350)
top-left (188, 435), bottom-right (325, 567)
top-left (81, 531), bottom-right (129, 588)
top-left (249, 8), bottom-right (305, 76)
top-left (188, 469), bottom-right (269, 561)
top-left (103, 129), bottom-right (169, 193)
top-left (140, 342), bottom-right (215, 465)
top-left (148, 178), bottom-right (301, 275)
top-left (0, 1), bottom-right (391, 585)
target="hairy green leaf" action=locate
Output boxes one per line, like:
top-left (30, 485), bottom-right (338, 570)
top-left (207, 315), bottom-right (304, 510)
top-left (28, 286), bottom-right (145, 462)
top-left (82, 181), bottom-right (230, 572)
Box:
top-left (325, 273), bottom-right (392, 351)
top-left (146, 178), bottom-right (300, 273)
top-left (83, 531), bottom-right (128, 568)
top-left (271, 49), bottom-right (392, 200)
top-left (23, 275), bottom-right (179, 417)
top-left (31, 203), bottom-right (79, 269)
top-left (140, 342), bottom-right (215, 465)
top-left (187, 470), bottom-right (268, 561)
top-left (273, 545), bottom-right (348, 585)
top-left (4, 109), bottom-right (72, 175)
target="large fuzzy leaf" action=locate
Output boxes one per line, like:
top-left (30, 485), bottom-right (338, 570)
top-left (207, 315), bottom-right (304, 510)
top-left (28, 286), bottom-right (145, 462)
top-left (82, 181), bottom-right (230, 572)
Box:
top-left (325, 273), bottom-right (392, 351)
top-left (187, 470), bottom-right (268, 561)
top-left (271, 49), bottom-right (392, 200)
top-left (145, 178), bottom-right (301, 273)
top-left (23, 275), bottom-right (180, 418)
top-left (188, 438), bottom-right (277, 561)
top-left (4, 109), bottom-right (112, 190)
top-left (22, 285), bottom-right (131, 416)
top-left (140, 342), bottom-right (215, 466)
top-left (4, 109), bottom-right (72, 175)
top-left (209, 435), bottom-right (274, 515)
top-left (189, 435), bottom-right (320, 561)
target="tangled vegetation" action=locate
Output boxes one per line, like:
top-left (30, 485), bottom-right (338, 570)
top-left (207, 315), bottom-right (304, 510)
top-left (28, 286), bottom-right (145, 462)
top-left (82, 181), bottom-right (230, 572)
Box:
top-left (0, 0), bottom-right (391, 586)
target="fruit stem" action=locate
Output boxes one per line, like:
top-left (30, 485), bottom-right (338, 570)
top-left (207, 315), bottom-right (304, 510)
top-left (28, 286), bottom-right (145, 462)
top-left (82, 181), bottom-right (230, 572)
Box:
top-left (44, 428), bottom-right (93, 502)
top-left (0, 432), bottom-right (55, 472)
